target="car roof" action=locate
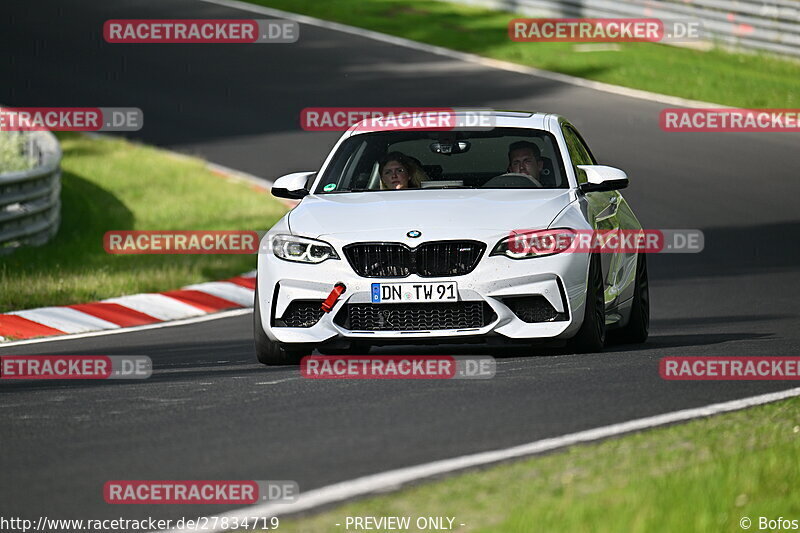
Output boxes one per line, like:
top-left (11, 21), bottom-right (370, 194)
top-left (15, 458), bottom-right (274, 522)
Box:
top-left (345, 110), bottom-right (562, 136)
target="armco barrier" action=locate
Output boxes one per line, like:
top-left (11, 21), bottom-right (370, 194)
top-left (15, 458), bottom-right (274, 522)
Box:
top-left (0, 130), bottom-right (62, 254)
top-left (446, 0), bottom-right (800, 57)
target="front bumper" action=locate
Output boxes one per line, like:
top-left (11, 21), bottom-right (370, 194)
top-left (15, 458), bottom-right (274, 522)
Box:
top-left (256, 237), bottom-right (591, 346)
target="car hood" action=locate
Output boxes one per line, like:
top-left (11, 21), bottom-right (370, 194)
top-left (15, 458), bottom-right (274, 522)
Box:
top-left (287, 189), bottom-right (575, 238)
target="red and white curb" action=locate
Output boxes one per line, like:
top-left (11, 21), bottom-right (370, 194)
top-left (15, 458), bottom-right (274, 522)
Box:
top-left (0, 271), bottom-right (256, 342)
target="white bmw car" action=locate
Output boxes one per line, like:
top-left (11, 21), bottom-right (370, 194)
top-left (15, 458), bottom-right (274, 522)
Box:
top-left (254, 111), bottom-right (649, 365)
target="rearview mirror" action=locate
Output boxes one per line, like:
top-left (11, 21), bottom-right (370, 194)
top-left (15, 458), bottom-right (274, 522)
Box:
top-left (430, 141), bottom-right (470, 155)
top-left (576, 165), bottom-right (629, 192)
top-left (272, 172), bottom-right (314, 199)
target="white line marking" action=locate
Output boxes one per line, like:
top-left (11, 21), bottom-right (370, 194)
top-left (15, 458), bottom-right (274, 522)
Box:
top-left (206, 161), bottom-right (275, 189)
top-left (0, 309), bottom-right (253, 348)
top-left (9, 307), bottom-right (120, 334)
top-left (499, 366), bottom-right (528, 372)
top-left (254, 377), bottom-right (298, 385)
top-left (162, 385), bottom-right (800, 532)
top-left (12, 5), bottom-right (789, 529)
top-left (197, 0), bottom-right (729, 110)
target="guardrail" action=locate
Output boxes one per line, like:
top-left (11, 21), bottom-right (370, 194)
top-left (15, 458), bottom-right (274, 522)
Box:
top-left (0, 130), bottom-right (62, 255)
top-left (447, 0), bottom-right (800, 57)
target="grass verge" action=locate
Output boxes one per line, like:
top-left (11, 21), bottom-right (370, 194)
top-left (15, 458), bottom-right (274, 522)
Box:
top-left (0, 133), bottom-right (287, 313)
top-left (0, 132), bottom-right (35, 172)
top-left (251, 0), bottom-right (800, 109)
top-left (275, 395), bottom-right (800, 532)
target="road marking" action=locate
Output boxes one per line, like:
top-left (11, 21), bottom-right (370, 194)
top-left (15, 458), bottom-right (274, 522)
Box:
top-left (206, 162), bottom-right (275, 189)
top-left (161, 385), bottom-right (800, 532)
top-left (102, 293), bottom-right (207, 321)
top-left (1, 275), bottom-right (256, 345)
top-left (183, 281), bottom-right (255, 307)
top-left (10, 307), bottom-right (120, 334)
top-left (198, 0), bottom-right (728, 110)
top-left (0, 309), bottom-right (253, 348)
top-left (160, 289), bottom-right (242, 312)
top-left (67, 302), bottom-right (161, 327)
top-left (0, 314), bottom-right (67, 339)
top-left (254, 378), bottom-right (298, 385)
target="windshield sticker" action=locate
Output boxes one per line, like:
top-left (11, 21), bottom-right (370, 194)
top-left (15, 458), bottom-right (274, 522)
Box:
top-left (323, 183), bottom-right (336, 191)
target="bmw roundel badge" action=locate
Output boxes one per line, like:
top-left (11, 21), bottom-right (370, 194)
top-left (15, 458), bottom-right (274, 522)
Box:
top-left (407, 230), bottom-right (422, 238)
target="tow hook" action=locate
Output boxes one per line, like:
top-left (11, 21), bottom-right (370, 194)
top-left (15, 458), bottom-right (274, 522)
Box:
top-left (321, 283), bottom-right (347, 313)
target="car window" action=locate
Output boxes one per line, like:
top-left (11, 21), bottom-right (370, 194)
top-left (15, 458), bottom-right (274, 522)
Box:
top-left (388, 136), bottom-right (549, 175)
top-left (562, 125), bottom-right (596, 184)
top-left (314, 127), bottom-right (568, 193)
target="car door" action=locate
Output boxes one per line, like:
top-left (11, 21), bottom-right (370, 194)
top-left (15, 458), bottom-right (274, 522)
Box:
top-left (561, 123), bottom-right (630, 312)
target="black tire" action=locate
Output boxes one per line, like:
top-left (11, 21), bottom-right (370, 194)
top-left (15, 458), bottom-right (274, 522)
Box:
top-left (253, 286), bottom-right (310, 366)
top-left (611, 253), bottom-right (650, 344)
top-left (568, 254), bottom-right (606, 353)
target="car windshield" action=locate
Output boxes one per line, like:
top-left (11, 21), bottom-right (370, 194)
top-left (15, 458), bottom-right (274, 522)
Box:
top-left (313, 127), bottom-right (568, 193)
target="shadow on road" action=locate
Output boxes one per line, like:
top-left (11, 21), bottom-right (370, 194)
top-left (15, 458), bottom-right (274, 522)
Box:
top-left (650, 221), bottom-right (800, 281)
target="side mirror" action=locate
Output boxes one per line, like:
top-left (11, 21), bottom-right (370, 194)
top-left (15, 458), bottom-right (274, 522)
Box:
top-left (272, 172), bottom-right (314, 199)
top-left (576, 165), bottom-right (629, 193)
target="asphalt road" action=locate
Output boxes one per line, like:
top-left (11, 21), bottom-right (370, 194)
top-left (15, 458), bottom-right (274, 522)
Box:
top-left (2, 0), bottom-right (800, 525)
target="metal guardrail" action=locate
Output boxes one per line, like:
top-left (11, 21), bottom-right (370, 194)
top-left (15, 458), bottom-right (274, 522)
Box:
top-left (0, 130), bottom-right (62, 255)
top-left (447, 0), bottom-right (800, 57)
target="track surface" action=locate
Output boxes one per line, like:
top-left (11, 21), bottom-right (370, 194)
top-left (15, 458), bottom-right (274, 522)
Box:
top-left (2, 0), bottom-right (800, 523)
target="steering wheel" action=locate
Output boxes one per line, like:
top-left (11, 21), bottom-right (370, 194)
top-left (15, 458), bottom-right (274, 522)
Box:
top-left (486, 172), bottom-right (543, 188)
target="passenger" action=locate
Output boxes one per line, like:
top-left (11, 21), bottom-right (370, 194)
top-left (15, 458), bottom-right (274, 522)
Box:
top-left (378, 151), bottom-right (425, 190)
top-left (507, 141), bottom-right (543, 182)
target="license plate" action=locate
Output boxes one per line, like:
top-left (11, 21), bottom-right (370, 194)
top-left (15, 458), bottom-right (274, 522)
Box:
top-left (371, 282), bottom-right (458, 303)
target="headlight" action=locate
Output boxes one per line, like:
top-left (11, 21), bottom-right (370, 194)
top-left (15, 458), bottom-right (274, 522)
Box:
top-left (271, 235), bottom-right (339, 263)
top-left (491, 229), bottom-right (576, 259)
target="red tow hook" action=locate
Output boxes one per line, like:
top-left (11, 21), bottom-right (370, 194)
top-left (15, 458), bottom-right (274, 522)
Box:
top-left (321, 283), bottom-right (347, 313)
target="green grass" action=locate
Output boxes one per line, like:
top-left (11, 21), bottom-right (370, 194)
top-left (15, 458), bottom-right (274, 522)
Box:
top-left (275, 396), bottom-right (800, 532)
top-left (251, 0), bottom-right (800, 108)
top-left (0, 133), bottom-right (287, 312)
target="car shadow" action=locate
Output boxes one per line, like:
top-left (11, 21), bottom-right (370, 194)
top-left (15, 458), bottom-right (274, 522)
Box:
top-left (606, 331), bottom-right (773, 352)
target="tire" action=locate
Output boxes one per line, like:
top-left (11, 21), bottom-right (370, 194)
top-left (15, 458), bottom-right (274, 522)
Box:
top-left (253, 286), bottom-right (310, 366)
top-left (568, 254), bottom-right (606, 354)
top-left (611, 253), bottom-right (649, 344)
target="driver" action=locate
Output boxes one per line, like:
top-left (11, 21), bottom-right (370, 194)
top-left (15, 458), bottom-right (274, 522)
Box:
top-left (378, 151), bottom-right (425, 190)
top-left (507, 141), bottom-right (543, 181)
